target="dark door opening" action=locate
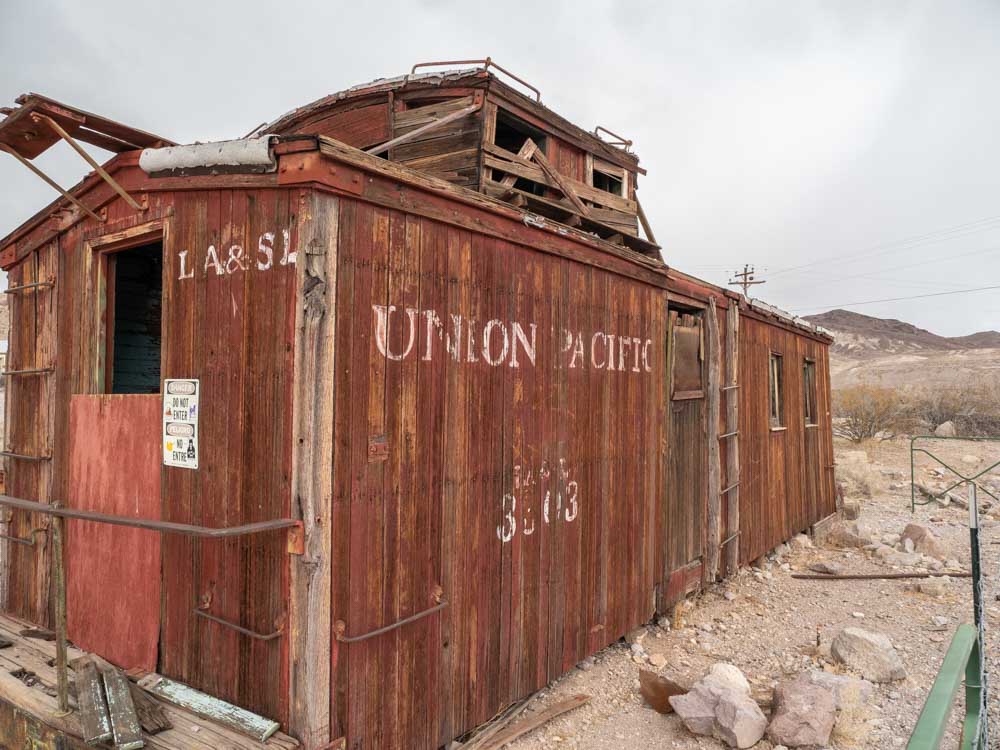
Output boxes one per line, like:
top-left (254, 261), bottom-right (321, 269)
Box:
top-left (107, 241), bottom-right (163, 394)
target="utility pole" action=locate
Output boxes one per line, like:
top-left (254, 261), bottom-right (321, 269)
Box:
top-left (728, 264), bottom-right (766, 297)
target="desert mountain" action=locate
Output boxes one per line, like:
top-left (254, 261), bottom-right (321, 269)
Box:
top-left (804, 309), bottom-right (1000, 358)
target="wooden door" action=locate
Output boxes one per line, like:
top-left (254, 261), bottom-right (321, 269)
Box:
top-left (662, 310), bottom-right (707, 605)
top-left (66, 394), bottom-right (162, 671)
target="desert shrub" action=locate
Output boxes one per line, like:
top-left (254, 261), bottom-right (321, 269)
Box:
top-left (901, 380), bottom-right (1000, 437)
top-left (833, 385), bottom-right (903, 443)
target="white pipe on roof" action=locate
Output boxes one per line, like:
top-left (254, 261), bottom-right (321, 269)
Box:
top-left (139, 137), bottom-right (276, 175)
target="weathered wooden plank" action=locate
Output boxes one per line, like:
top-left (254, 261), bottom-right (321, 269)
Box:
top-left (288, 190), bottom-right (337, 748)
top-left (104, 668), bottom-right (144, 750)
top-left (139, 675), bottom-right (280, 743)
top-left (75, 659), bottom-right (112, 744)
top-left (128, 681), bottom-right (172, 735)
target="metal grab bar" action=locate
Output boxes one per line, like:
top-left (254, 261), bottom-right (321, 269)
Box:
top-left (5, 280), bottom-right (54, 294)
top-left (2, 367), bottom-right (54, 376)
top-left (334, 600), bottom-right (448, 643)
top-left (0, 528), bottom-right (47, 547)
top-left (0, 452), bottom-right (52, 462)
top-left (193, 607), bottom-right (284, 642)
top-left (410, 57), bottom-right (542, 101)
top-left (0, 494), bottom-right (300, 539)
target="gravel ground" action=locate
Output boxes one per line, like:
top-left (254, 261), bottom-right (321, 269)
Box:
top-left (485, 437), bottom-right (1000, 749)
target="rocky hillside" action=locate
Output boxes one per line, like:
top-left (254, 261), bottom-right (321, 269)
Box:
top-left (804, 309), bottom-right (1000, 358)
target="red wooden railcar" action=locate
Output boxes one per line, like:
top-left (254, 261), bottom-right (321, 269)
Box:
top-left (0, 64), bottom-right (835, 749)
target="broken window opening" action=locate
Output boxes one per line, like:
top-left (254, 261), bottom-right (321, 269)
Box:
top-left (803, 358), bottom-right (818, 426)
top-left (592, 168), bottom-right (623, 197)
top-left (107, 242), bottom-right (163, 394)
top-left (492, 109), bottom-right (548, 196)
top-left (769, 352), bottom-right (784, 428)
top-left (671, 313), bottom-right (704, 400)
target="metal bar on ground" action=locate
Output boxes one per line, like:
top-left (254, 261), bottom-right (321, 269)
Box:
top-left (34, 113), bottom-right (144, 211)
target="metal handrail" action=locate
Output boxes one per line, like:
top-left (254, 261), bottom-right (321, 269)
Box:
top-left (5, 280), bottom-right (54, 294)
top-left (593, 125), bottom-right (633, 150)
top-left (2, 367), bottom-right (54, 377)
top-left (334, 600), bottom-right (448, 643)
top-left (909, 435), bottom-right (1000, 511)
top-left (0, 494), bottom-right (299, 539)
top-left (0, 452), bottom-right (52, 462)
top-left (907, 624), bottom-right (984, 749)
top-left (193, 607), bottom-right (284, 642)
top-left (410, 57), bottom-right (542, 101)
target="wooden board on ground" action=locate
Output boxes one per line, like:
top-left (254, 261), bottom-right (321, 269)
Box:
top-left (138, 675), bottom-right (280, 743)
top-left (104, 668), bottom-right (144, 749)
top-left (476, 695), bottom-right (589, 750)
top-left (74, 659), bottom-right (112, 744)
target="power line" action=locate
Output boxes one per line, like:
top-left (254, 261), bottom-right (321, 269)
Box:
top-left (789, 283), bottom-right (1000, 313)
top-left (768, 214), bottom-right (1000, 279)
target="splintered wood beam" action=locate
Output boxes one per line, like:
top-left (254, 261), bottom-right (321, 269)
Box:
top-left (527, 139), bottom-right (591, 217)
top-left (104, 669), bottom-right (144, 750)
top-left (33, 113), bottom-right (144, 211)
top-left (366, 103), bottom-right (481, 155)
top-left (636, 196), bottom-right (657, 245)
top-left (499, 138), bottom-right (539, 188)
top-left (0, 143), bottom-right (103, 222)
top-left (75, 659), bottom-right (113, 744)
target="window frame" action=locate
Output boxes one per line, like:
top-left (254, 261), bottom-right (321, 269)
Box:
top-left (803, 357), bottom-right (818, 427)
top-left (768, 351), bottom-right (785, 430)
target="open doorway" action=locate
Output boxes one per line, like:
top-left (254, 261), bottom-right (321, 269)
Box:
top-left (105, 241), bottom-right (163, 394)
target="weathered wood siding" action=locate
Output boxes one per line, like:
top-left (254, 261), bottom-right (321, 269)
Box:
top-left (738, 315), bottom-right (835, 564)
top-left (327, 194), bottom-right (666, 748)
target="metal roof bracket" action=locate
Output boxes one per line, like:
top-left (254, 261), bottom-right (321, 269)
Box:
top-left (33, 112), bottom-right (145, 213)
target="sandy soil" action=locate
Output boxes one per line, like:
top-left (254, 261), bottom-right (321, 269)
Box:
top-left (473, 437), bottom-right (1000, 749)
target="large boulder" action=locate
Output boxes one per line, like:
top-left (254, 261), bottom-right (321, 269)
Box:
top-left (767, 674), bottom-right (837, 748)
top-left (669, 663), bottom-right (767, 748)
top-left (934, 421), bottom-right (957, 437)
top-left (900, 523), bottom-right (945, 560)
top-left (831, 628), bottom-right (907, 682)
top-left (801, 670), bottom-right (875, 708)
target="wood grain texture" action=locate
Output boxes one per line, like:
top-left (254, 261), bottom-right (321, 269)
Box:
top-left (704, 299), bottom-right (722, 582)
top-left (66, 394), bottom-right (161, 672)
top-left (288, 190), bottom-right (338, 748)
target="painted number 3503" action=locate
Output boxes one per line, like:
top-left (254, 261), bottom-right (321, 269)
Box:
top-left (497, 458), bottom-right (579, 543)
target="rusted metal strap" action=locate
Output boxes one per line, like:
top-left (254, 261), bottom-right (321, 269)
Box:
top-left (721, 481), bottom-right (741, 495)
top-left (719, 530), bottom-right (741, 547)
top-left (718, 430), bottom-right (739, 440)
top-left (722, 384), bottom-right (740, 391)
top-left (0, 452), bottom-right (52, 462)
top-left (193, 608), bottom-right (284, 642)
top-left (0, 494), bottom-right (300, 539)
top-left (334, 600), bottom-right (448, 643)
top-left (2, 367), bottom-right (55, 376)
top-left (5, 280), bottom-right (54, 294)
top-left (0, 528), bottom-right (46, 547)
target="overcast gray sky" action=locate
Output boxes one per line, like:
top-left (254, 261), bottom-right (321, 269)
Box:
top-left (1, 0), bottom-right (998, 336)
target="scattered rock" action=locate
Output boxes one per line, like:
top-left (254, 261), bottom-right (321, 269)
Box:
top-left (638, 668), bottom-right (684, 714)
top-left (669, 664), bottom-right (767, 748)
top-left (808, 561), bottom-right (844, 576)
top-left (931, 615), bottom-right (950, 629)
top-left (900, 523), bottom-right (945, 560)
top-left (961, 454), bottom-right (980, 466)
top-left (852, 612), bottom-right (865, 619)
top-left (831, 628), bottom-right (907, 682)
top-left (842, 499), bottom-right (862, 520)
top-left (885, 551), bottom-right (922, 567)
top-left (767, 673), bottom-right (837, 748)
top-left (913, 578), bottom-right (949, 598)
top-left (826, 520), bottom-right (874, 549)
top-left (577, 656), bottom-right (595, 671)
top-left (934, 421), bottom-right (957, 437)
top-left (801, 670), bottom-right (875, 708)
top-left (648, 653), bottom-right (667, 669)
top-left (626, 627), bottom-right (647, 645)
top-left (790, 533), bottom-right (813, 550)
top-left (724, 591), bottom-right (737, 601)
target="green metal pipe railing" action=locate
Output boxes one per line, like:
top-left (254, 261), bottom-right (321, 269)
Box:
top-left (907, 624), bottom-right (984, 749)
top-left (910, 435), bottom-right (1000, 512)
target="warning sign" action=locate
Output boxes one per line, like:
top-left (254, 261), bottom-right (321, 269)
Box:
top-left (163, 379), bottom-right (199, 469)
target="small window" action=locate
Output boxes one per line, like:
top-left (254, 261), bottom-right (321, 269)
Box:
top-left (592, 168), bottom-right (623, 196)
top-left (769, 352), bottom-right (784, 428)
top-left (803, 359), bottom-right (817, 426)
top-left (106, 242), bottom-right (163, 393)
top-left (671, 316), bottom-right (704, 400)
